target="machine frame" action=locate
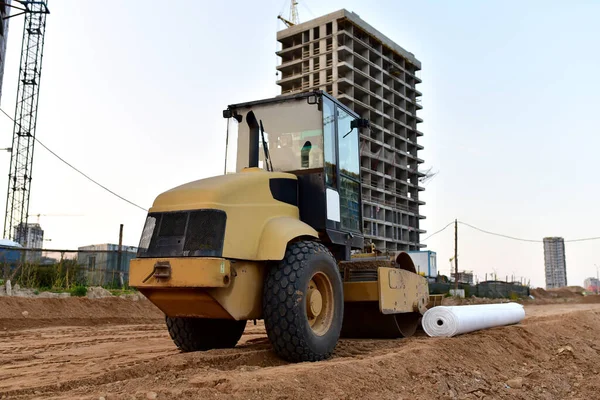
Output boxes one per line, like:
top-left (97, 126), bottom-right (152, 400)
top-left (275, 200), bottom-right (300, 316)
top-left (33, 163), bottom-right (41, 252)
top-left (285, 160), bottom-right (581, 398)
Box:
top-left (128, 90), bottom-right (430, 363)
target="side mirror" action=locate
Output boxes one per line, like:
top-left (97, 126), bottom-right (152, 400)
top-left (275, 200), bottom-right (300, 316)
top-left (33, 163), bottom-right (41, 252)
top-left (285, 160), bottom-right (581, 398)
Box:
top-left (351, 118), bottom-right (370, 130)
top-left (344, 118), bottom-right (370, 138)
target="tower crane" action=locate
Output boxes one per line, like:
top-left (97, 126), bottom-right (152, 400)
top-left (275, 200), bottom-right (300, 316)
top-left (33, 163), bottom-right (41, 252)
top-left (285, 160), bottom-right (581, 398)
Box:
top-left (29, 213), bottom-right (83, 224)
top-left (277, 0), bottom-right (299, 27)
top-left (1, 0), bottom-right (50, 246)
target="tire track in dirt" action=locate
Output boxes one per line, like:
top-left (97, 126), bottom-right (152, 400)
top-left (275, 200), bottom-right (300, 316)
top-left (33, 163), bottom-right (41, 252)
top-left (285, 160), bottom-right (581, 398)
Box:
top-left (2, 299), bottom-right (600, 399)
top-left (1, 327), bottom-right (285, 398)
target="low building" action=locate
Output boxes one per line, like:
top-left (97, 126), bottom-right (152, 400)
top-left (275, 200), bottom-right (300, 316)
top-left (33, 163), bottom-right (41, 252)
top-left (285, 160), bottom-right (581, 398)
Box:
top-left (584, 277), bottom-right (599, 294)
top-left (406, 250), bottom-right (437, 278)
top-left (0, 238), bottom-right (22, 275)
top-left (77, 243), bottom-right (138, 287)
top-left (14, 222), bottom-right (44, 262)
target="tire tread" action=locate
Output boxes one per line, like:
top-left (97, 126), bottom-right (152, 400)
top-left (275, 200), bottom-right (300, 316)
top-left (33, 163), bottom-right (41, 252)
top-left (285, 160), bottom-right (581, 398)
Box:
top-left (166, 316), bottom-right (246, 352)
top-left (263, 240), bottom-right (340, 362)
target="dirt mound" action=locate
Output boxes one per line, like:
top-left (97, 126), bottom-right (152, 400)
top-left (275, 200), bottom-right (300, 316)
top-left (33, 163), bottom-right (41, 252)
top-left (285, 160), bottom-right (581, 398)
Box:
top-left (531, 286), bottom-right (585, 300)
top-left (442, 296), bottom-right (512, 306)
top-left (580, 294), bottom-right (600, 304)
top-left (563, 285), bottom-right (586, 293)
top-left (548, 286), bottom-right (585, 297)
top-left (0, 296), bottom-right (164, 330)
top-left (530, 288), bottom-right (551, 298)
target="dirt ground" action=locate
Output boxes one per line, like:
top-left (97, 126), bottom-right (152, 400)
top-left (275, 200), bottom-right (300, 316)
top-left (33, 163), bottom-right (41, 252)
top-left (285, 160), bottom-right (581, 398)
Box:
top-left (2, 296), bottom-right (600, 400)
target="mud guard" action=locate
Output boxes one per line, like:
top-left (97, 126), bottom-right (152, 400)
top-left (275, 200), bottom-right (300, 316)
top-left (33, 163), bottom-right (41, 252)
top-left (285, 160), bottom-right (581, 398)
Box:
top-left (256, 216), bottom-right (319, 260)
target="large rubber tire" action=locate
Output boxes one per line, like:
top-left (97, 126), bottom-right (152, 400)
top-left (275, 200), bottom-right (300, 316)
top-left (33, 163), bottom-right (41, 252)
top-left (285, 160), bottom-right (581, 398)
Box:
top-left (165, 316), bottom-right (247, 352)
top-left (263, 240), bottom-right (343, 362)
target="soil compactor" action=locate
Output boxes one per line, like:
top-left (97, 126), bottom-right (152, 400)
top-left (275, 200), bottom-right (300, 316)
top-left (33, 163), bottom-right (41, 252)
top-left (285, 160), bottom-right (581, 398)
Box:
top-left (129, 91), bottom-right (430, 362)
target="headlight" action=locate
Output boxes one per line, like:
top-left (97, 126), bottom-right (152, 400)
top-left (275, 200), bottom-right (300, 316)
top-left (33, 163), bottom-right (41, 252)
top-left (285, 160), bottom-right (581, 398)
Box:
top-left (138, 216), bottom-right (156, 251)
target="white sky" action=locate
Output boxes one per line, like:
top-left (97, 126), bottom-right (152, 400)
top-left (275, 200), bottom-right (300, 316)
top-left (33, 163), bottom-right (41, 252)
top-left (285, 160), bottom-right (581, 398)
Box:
top-left (0, 0), bottom-right (597, 289)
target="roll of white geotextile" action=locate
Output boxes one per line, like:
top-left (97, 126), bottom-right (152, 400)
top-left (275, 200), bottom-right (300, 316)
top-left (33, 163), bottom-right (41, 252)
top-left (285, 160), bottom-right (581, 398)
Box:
top-left (422, 302), bottom-right (525, 337)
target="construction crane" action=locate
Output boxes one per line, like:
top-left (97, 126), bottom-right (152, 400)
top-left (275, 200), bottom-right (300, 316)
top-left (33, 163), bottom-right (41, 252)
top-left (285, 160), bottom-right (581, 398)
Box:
top-left (29, 213), bottom-right (83, 224)
top-left (418, 166), bottom-right (438, 185)
top-left (277, 0), bottom-right (299, 27)
top-left (1, 0), bottom-right (50, 245)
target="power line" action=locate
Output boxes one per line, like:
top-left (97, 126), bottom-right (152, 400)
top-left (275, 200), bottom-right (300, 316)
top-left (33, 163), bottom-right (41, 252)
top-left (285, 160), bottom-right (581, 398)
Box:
top-left (0, 107), bottom-right (14, 124)
top-left (565, 236), bottom-right (600, 243)
top-left (458, 221), bottom-right (600, 243)
top-left (421, 220), bottom-right (454, 241)
top-left (422, 220), bottom-right (600, 244)
top-left (555, 235), bottom-right (600, 243)
top-left (458, 221), bottom-right (542, 243)
top-left (0, 107), bottom-right (148, 212)
top-left (35, 139), bottom-right (147, 212)
top-left (300, 0), bottom-right (316, 19)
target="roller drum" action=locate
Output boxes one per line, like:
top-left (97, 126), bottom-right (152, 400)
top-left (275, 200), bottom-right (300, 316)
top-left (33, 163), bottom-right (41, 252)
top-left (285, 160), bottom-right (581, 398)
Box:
top-left (340, 302), bottom-right (422, 339)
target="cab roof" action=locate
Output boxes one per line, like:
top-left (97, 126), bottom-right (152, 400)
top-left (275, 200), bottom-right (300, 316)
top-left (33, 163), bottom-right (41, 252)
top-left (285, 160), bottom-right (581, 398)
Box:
top-left (223, 90), bottom-right (360, 119)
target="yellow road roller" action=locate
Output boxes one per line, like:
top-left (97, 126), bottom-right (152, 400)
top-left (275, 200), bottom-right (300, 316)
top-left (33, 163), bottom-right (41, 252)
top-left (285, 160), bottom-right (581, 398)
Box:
top-left (129, 90), bottom-right (430, 362)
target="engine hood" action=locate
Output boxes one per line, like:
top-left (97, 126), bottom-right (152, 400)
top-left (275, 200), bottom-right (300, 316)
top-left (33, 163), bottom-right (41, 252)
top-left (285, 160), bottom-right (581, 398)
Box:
top-left (150, 168), bottom-right (297, 212)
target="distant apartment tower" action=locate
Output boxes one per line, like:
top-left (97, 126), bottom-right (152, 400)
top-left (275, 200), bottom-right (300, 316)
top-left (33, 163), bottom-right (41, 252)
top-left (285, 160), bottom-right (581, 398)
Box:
top-left (543, 237), bottom-right (567, 289)
top-left (14, 222), bottom-right (43, 248)
top-left (14, 222), bottom-right (43, 262)
top-left (275, 9), bottom-right (425, 252)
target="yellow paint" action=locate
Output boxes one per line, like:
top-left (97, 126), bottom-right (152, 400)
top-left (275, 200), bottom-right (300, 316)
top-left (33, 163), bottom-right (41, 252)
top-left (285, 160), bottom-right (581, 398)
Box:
top-left (132, 259), bottom-right (266, 320)
top-left (257, 216), bottom-right (318, 260)
top-left (129, 168), bottom-right (323, 320)
top-left (343, 281), bottom-right (379, 302)
top-left (378, 267), bottom-right (429, 314)
top-left (427, 294), bottom-right (445, 308)
top-left (207, 261), bottom-right (266, 320)
top-left (129, 257), bottom-right (231, 288)
top-left (141, 288), bottom-right (234, 319)
top-left (148, 169), bottom-right (317, 261)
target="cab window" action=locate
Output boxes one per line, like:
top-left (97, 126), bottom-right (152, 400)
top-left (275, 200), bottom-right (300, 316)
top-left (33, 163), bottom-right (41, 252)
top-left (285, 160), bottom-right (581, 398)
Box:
top-left (337, 107), bottom-right (360, 180)
top-left (323, 97), bottom-right (337, 187)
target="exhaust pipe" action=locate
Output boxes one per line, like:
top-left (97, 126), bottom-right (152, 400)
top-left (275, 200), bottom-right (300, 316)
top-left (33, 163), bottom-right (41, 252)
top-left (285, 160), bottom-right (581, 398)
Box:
top-left (246, 111), bottom-right (259, 168)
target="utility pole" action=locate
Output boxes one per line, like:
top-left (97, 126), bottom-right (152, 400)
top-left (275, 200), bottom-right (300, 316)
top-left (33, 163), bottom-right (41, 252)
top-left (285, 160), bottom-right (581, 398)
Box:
top-left (117, 224), bottom-right (123, 286)
top-left (454, 219), bottom-right (458, 292)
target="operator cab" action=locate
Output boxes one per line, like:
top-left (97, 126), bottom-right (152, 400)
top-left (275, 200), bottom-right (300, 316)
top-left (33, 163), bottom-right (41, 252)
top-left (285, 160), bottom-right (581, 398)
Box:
top-left (223, 91), bottom-right (369, 259)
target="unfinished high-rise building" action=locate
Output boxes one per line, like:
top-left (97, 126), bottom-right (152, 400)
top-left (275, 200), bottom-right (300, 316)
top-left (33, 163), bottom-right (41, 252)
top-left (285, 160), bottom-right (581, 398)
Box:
top-left (543, 237), bottom-right (567, 289)
top-left (275, 9), bottom-right (425, 251)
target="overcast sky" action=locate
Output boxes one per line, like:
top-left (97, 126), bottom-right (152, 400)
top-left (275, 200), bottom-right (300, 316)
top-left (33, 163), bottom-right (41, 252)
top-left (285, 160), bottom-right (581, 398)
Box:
top-left (0, 0), bottom-right (597, 288)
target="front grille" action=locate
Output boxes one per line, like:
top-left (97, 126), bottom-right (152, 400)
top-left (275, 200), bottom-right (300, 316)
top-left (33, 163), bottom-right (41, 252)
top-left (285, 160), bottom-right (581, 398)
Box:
top-left (184, 210), bottom-right (227, 257)
top-left (137, 209), bottom-right (226, 258)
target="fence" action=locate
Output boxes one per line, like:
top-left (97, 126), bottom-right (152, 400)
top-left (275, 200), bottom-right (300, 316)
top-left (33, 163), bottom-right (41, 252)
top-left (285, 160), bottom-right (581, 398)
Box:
top-left (477, 281), bottom-right (530, 298)
top-left (0, 245), bottom-right (137, 290)
top-left (0, 244), bottom-right (533, 298)
top-left (428, 281), bottom-right (531, 299)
